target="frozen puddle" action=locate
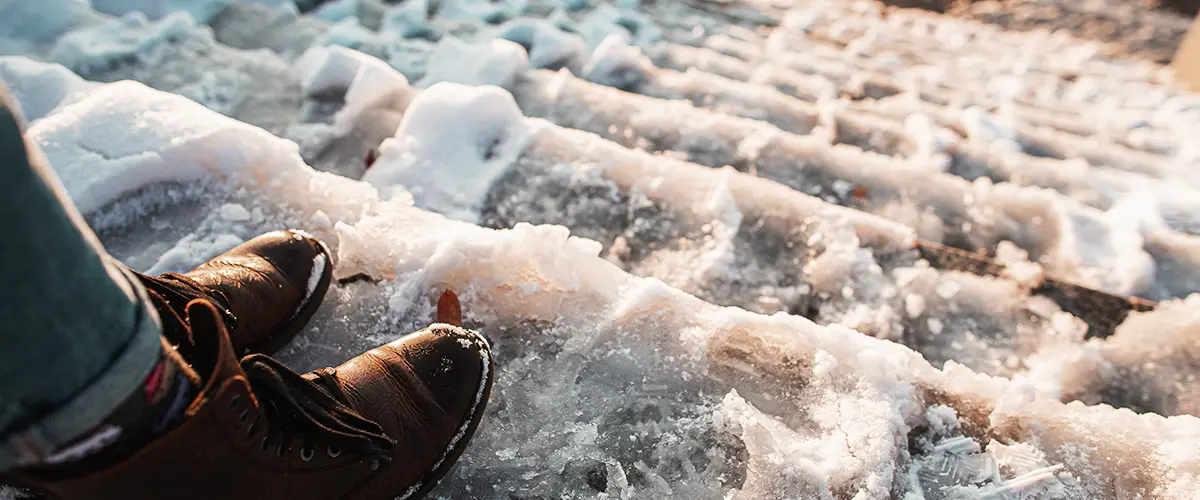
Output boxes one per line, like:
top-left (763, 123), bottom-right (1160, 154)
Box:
top-left (14, 74), bottom-right (1198, 500)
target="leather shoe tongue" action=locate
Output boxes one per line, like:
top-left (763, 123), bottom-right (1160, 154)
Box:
top-left (436, 290), bottom-right (463, 327)
top-left (183, 299), bottom-right (241, 386)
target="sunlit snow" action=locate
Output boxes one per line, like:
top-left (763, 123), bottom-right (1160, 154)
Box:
top-left (1, 0), bottom-right (1199, 498)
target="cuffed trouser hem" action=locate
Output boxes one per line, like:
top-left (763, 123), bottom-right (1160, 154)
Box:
top-left (0, 264), bottom-right (162, 470)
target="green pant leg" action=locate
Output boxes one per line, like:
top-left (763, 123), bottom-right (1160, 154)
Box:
top-left (0, 84), bottom-right (162, 469)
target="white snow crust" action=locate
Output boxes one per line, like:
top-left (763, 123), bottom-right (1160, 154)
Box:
top-left (1, 0), bottom-right (1199, 498)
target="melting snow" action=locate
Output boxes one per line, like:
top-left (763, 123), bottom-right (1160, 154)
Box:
top-left (1, 0), bottom-right (1199, 498)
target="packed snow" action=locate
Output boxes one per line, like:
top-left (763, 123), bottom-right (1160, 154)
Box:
top-left (1, 0), bottom-right (1199, 498)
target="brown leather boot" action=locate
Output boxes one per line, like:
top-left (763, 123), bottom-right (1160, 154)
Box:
top-left (8, 299), bottom-right (493, 500)
top-left (135, 229), bottom-right (334, 355)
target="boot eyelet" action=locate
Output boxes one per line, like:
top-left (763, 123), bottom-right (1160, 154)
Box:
top-left (327, 445), bottom-right (341, 458)
top-left (260, 437), bottom-right (271, 452)
top-left (368, 458), bottom-right (381, 472)
top-left (277, 444), bottom-right (289, 458)
top-left (229, 395), bottom-right (241, 408)
top-left (238, 410), bottom-right (249, 423)
top-left (300, 447), bottom-right (314, 462)
top-left (246, 422), bottom-right (258, 437)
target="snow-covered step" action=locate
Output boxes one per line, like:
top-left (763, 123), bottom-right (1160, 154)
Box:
top-left (858, 98), bottom-right (1200, 222)
top-left (0, 7), bottom-right (426, 182)
top-left (587, 47), bottom-right (918, 157)
top-left (364, 81), bottom-right (1164, 379)
top-left (53, 14), bottom-right (308, 137)
top-left (763, 29), bottom-right (1178, 114)
top-left (1053, 296), bottom-right (1200, 417)
top-left (205, 0), bottom-right (1199, 176)
top-left (587, 43), bottom-right (1200, 222)
top-left (9, 0), bottom-right (1190, 356)
top-left (790, 16), bottom-right (1160, 85)
top-left (25, 80), bottom-right (1200, 499)
top-left (860, 97), bottom-right (1186, 173)
top-left (634, 0), bottom-right (778, 45)
top-left (766, 0), bottom-right (1171, 81)
top-left (694, 10), bottom-right (1200, 125)
top-left (205, 0), bottom-right (625, 79)
top-left (762, 19), bottom-right (1200, 150)
top-left (648, 41), bottom-right (906, 102)
top-left (722, 34), bottom-right (1181, 130)
top-left (620, 57), bottom-right (1188, 203)
top-left (648, 41), bottom-right (1190, 159)
top-left (3, 1), bottom-right (1200, 498)
top-left (299, 43), bottom-right (1156, 342)
top-left (0, 7), bottom-right (333, 147)
top-left (270, 40), bottom-right (1161, 359)
top-left (493, 66), bottom-right (1197, 299)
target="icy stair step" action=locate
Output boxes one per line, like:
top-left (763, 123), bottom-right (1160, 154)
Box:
top-left (690, 8), bottom-right (1198, 131)
top-left (647, 41), bottom-right (1190, 159)
top-left (23, 80), bottom-right (1200, 498)
top-left (708, 32), bottom-right (1190, 141)
top-left (760, 0), bottom-right (1167, 82)
top-left (21, 2), bottom-right (1195, 300)
top-left (359, 80), bottom-right (1154, 377)
top-left (490, 66), bottom-right (1200, 299)
top-left (594, 45), bottom-right (1200, 223)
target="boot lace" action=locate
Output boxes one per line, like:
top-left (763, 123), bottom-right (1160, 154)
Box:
top-left (237, 354), bottom-right (394, 468)
top-left (135, 271), bottom-right (237, 342)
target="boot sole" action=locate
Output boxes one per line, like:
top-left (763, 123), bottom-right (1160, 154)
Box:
top-left (243, 236), bottom-right (335, 356)
top-left (397, 332), bottom-right (496, 500)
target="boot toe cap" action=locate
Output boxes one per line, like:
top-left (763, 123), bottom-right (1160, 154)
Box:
top-left (248, 230), bottom-right (333, 303)
top-left (335, 324), bottom-right (493, 446)
top-left (382, 325), bottom-right (493, 423)
top-left (332, 325), bottom-right (493, 495)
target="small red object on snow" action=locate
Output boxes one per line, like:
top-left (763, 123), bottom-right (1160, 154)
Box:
top-left (436, 289), bottom-right (463, 326)
top-left (852, 186), bottom-right (869, 200)
top-left (364, 148), bottom-right (379, 169)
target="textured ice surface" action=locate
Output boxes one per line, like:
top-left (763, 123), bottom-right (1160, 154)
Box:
top-left (5, 70), bottom-right (1193, 500)
top-left (2, 0), bottom-right (1200, 498)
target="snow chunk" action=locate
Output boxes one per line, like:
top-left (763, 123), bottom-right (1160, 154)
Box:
top-left (363, 82), bottom-right (535, 222)
top-left (582, 35), bottom-right (653, 89)
top-left (218, 203), bottom-right (251, 222)
top-left (996, 240), bottom-right (1044, 287)
top-left (0, 57), bottom-right (96, 122)
top-left (496, 19), bottom-right (588, 71)
top-left (904, 293), bottom-right (925, 318)
top-left (50, 11), bottom-right (200, 73)
top-left (1053, 200), bottom-right (1155, 295)
top-left (927, 317), bottom-right (944, 335)
top-left (25, 81), bottom-right (317, 214)
top-left (418, 36), bottom-right (528, 89)
top-left (294, 45), bottom-right (412, 135)
top-left (295, 44), bottom-right (368, 96)
top-left (935, 280), bottom-right (961, 299)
